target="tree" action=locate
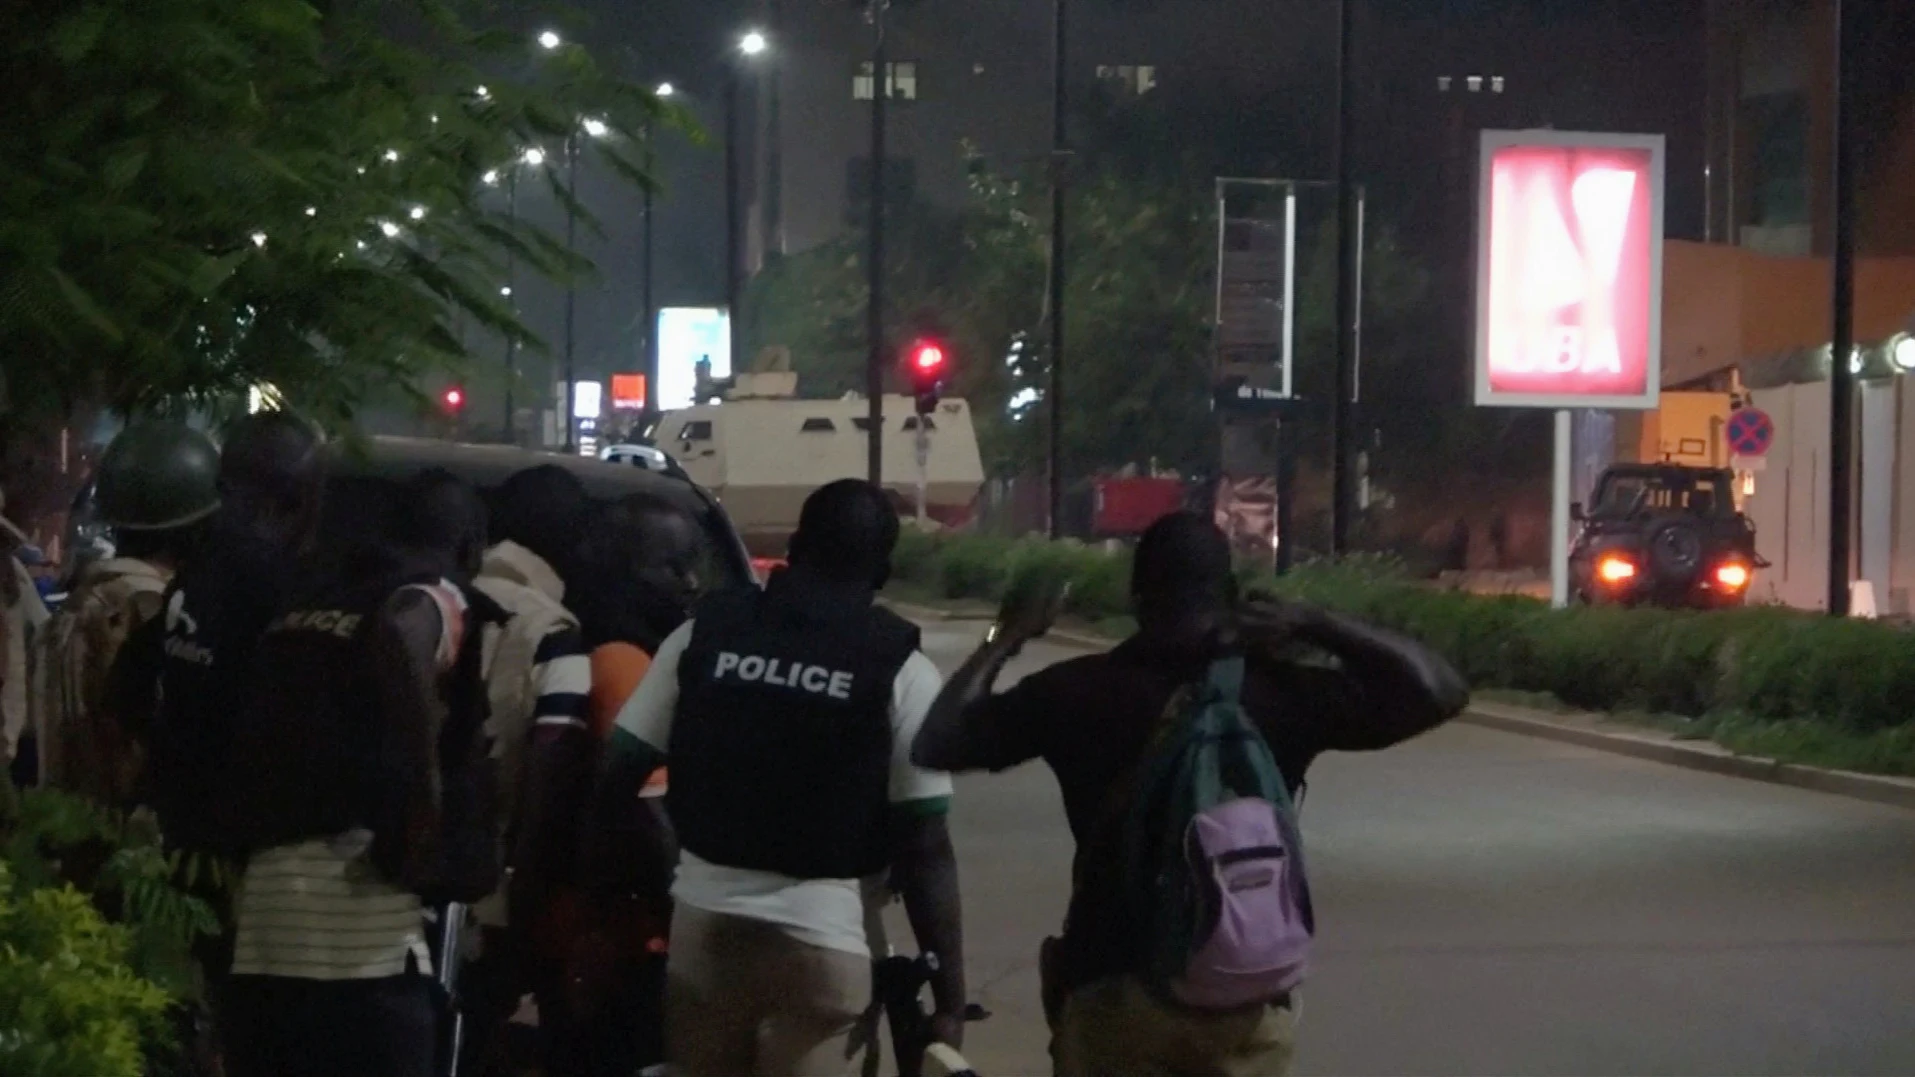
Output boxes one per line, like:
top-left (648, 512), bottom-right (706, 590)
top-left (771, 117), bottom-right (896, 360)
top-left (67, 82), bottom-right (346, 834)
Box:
top-left (0, 0), bottom-right (672, 459)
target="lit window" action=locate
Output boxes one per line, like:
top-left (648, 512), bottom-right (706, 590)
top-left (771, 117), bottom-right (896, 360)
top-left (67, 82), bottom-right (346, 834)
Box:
top-left (1437, 75), bottom-right (1452, 92)
top-left (854, 61), bottom-right (918, 101)
top-left (1467, 75), bottom-right (1484, 92)
top-left (1096, 64), bottom-right (1157, 96)
top-left (1491, 75), bottom-right (1505, 94)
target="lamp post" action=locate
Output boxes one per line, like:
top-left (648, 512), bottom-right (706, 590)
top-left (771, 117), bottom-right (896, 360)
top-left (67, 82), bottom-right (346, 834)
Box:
top-left (866, 0), bottom-right (889, 486)
top-left (727, 31), bottom-right (768, 384)
top-left (1046, 0), bottom-right (1067, 537)
top-left (487, 145), bottom-right (546, 444)
top-left (644, 82), bottom-right (674, 418)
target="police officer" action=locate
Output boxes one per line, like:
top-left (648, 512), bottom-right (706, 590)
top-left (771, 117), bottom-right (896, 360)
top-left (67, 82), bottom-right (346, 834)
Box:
top-left (35, 421), bottom-right (220, 806)
top-left (220, 467), bottom-right (501, 1077)
top-left (141, 411), bottom-right (324, 859)
top-left (607, 479), bottom-right (967, 1077)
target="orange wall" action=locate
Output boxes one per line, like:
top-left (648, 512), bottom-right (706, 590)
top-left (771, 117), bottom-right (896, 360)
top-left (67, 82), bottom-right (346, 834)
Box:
top-left (1662, 240), bottom-right (1915, 385)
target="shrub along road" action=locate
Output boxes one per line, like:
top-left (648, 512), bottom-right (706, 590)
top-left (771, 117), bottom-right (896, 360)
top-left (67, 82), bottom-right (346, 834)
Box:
top-left (899, 618), bottom-right (1915, 1076)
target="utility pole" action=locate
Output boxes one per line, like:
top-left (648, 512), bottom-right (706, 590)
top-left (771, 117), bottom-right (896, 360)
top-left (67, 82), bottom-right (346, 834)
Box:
top-left (865, 0), bottom-right (889, 486)
top-left (1828, 0), bottom-right (1857, 615)
top-left (642, 126), bottom-right (659, 418)
top-left (1047, 0), bottom-right (1068, 539)
top-left (1330, 0), bottom-right (1358, 556)
top-left (502, 175), bottom-right (519, 444)
top-left (725, 72), bottom-right (744, 384)
top-left (563, 135), bottom-right (579, 454)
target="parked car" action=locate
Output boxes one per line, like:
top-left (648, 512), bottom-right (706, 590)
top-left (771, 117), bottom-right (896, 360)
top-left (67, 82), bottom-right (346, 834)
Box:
top-left (1569, 463), bottom-right (1764, 609)
top-left (63, 436), bottom-right (756, 595)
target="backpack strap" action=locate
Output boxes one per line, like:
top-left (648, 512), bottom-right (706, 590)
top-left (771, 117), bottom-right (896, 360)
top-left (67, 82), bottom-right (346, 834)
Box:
top-left (1205, 656), bottom-right (1246, 707)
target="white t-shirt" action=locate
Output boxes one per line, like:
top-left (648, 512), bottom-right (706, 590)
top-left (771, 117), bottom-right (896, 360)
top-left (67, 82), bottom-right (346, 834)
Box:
top-left (614, 619), bottom-right (953, 958)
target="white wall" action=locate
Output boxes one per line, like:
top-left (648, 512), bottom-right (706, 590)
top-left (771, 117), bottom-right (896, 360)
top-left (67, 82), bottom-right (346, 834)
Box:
top-left (1746, 379), bottom-right (1907, 613)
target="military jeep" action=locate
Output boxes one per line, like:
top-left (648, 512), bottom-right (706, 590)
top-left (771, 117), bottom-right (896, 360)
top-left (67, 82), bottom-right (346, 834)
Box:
top-left (1570, 464), bottom-right (1764, 609)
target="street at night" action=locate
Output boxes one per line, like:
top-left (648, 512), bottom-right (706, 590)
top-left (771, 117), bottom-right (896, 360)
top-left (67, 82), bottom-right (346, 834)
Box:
top-left (904, 621), bottom-right (1915, 1077)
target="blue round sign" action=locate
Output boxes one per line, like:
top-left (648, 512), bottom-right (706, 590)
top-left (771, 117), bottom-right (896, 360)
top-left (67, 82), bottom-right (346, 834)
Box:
top-left (1726, 407), bottom-right (1775, 457)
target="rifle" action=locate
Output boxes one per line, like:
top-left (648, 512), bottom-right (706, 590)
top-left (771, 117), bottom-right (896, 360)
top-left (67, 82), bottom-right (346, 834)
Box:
top-left (432, 902), bottom-right (468, 1077)
top-left (871, 951), bottom-right (985, 1077)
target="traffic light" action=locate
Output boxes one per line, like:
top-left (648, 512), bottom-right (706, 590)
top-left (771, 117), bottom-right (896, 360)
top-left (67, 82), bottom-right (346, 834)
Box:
top-left (904, 338), bottom-right (948, 415)
top-left (441, 386), bottom-right (465, 412)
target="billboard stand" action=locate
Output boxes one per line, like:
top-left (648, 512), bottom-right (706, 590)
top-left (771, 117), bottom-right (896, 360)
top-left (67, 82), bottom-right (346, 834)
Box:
top-left (1472, 130), bottom-right (1667, 609)
top-left (1551, 409), bottom-right (1573, 607)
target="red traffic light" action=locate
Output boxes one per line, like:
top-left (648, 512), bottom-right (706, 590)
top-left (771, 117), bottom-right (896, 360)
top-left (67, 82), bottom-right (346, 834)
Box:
top-left (912, 342), bottom-right (945, 373)
top-left (442, 387), bottom-right (465, 410)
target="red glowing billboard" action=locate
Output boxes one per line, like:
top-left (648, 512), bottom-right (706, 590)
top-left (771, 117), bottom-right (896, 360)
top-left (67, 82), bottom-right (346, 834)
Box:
top-left (1474, 131), bottom-right (1665, 410)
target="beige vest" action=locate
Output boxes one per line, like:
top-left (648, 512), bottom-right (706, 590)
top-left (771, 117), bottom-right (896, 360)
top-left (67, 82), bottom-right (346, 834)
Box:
top-left (471, 542), bottom-right (578, 927)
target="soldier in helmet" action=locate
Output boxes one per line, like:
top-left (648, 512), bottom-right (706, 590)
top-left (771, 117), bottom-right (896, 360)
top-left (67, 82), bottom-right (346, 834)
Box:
top-left (32, 421), bottom-right (221, 806)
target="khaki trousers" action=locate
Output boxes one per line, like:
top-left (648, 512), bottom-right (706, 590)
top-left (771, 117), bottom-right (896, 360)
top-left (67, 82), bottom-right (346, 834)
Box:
top-left (666, 904), bottom-right (868, 1077)
top-left (1049, 975), bottom-right (1297, 1077)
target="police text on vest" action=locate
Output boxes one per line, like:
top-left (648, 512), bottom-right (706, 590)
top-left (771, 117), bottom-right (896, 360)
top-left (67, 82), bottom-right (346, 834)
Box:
top-left (713, 652), bottom-right (853, 700)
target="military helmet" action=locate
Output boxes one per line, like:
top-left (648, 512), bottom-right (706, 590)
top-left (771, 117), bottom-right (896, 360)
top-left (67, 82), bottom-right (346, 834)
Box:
top-left (95, 421), bottom-right (222, 532)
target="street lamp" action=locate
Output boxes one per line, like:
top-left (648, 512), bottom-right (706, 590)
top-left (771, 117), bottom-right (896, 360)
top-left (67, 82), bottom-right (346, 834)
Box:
top-left (727, 31), bottom-right (770, 381)
top-left (643, 81), bottom-right (676, 418)
top-left (559, 116), bottom-right (615, 454)
top-left (496, 146), bottom-right (548, 443)
top-left (538, 29), bottom-right (563, 50)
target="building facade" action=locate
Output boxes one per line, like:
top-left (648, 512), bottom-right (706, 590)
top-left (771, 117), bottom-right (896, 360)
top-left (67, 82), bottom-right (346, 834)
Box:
top-left (750, 0), bottom-right (1332, 260)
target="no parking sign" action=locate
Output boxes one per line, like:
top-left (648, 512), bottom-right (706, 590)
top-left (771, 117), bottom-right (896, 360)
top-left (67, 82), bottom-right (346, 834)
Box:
top-left (1726, 407), bottom-right (1775, 464)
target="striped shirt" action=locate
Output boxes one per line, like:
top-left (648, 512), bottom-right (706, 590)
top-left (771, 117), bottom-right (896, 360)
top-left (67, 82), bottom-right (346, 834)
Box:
top-left (530, 623), bottom-right (592, 738)
top-left (230, 580), bottom-right (466, 981)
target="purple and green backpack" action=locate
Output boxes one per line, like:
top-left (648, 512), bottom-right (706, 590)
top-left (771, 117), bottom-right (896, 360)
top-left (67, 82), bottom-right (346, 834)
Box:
top-left (1118, 655), bottom-right (1314, 1008)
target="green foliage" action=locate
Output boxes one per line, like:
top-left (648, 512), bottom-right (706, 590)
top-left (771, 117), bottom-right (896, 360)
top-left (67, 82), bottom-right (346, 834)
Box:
top-left (892, 533), bottom-right (1915, 755)
top-left (0, 787), bottom-right (224, 1071)
top-left (0, 0), bottom-right (676, 431)
top-left (0, 864), bottom-right (173, 1077)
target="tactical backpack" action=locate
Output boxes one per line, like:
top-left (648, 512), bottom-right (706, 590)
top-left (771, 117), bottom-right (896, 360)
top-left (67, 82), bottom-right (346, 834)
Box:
top-left (29, 561), bottom-right (167, 803)
top-left (1117, 656), bottom-right (1314, 1008)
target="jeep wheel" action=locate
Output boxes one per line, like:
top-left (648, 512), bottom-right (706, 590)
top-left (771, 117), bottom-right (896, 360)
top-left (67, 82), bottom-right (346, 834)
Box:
top-left (1647, 520), bottom-right (1705, 582)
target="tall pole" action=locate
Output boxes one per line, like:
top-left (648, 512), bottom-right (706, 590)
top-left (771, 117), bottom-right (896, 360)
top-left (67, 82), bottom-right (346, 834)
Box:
top-left (1330, 0), bottom-right (1358, 557)
top-left (562, 137), bottom-right (580, 454)
top-left (764, 0), bottom-right (785, 260)
top-left (725, 69), bottom-right (744, 382)
top-left (503, 176), bottom-right (519, 444)
top-left (865, 0), bottom-right (889, 486)
top-left (1828, 0), bottom-right (1857, 616)
top-left (642, 123), bottom-right (660, 419)
top-left (1046, 0), bottom-right (1068, 539)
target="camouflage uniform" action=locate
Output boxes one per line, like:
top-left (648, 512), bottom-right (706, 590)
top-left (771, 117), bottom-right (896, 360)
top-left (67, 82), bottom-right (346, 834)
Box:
top-left (33, 556), bottom-right (170, 805)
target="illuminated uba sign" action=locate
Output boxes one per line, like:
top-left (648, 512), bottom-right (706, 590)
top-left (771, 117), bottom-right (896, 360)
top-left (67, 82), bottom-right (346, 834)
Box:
top-left (1474, 131), bottom-right (1665, 410)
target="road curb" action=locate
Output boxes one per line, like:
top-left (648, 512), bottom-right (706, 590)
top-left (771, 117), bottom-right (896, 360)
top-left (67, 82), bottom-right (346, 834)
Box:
top-left (882, 600), bottom-right (1111, 650)
top-left (1461, 703), bottom-right (1915, 811)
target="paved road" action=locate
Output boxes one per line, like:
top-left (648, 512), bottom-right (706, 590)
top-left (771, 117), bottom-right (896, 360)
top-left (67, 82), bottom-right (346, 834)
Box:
top-left (900, 620), bottom-right (1915, 1077)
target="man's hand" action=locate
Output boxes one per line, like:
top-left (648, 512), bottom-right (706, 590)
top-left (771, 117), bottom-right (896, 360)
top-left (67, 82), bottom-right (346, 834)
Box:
top-left (1236, 595), bottom-right (1327, 651)
top-left (993, 577), bottom-right (1069, 650)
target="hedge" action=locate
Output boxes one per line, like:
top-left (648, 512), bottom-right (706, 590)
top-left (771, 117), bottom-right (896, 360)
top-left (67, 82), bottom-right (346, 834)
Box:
top-left (891, 530), bottom-right (1915, 734)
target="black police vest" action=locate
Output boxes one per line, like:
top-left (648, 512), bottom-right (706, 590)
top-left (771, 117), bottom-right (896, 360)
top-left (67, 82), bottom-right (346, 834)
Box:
top-left (226, 556), bottom-right (503, 901)
top-left (147, 523), bottom-right (294, 854)
top-left (668, 575), bottom-right (920, 881)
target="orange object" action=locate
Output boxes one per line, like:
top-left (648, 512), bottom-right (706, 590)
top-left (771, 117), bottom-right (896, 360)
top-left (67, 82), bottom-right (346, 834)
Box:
top-left (611, 373), bottom-right (647, 410)
top-left (590, 642), bottom-right (668, 797)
